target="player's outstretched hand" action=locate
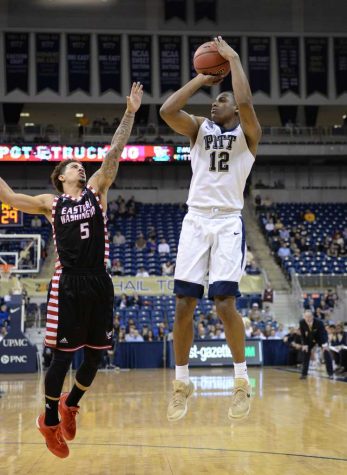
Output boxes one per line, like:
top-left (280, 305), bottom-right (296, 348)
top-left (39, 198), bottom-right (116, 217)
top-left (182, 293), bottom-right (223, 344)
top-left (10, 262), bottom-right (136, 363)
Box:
top-left (198, 73), bottom-right (225, 87)
top-left (126, 82), bottom-right (144, 114)
top-left (214, 35), bottom-right (239, 61)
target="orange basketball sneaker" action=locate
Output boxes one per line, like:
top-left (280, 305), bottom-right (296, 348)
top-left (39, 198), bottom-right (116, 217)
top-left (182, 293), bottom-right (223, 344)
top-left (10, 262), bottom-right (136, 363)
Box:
top-left (58, 392), bottom-right (79, 441)
top-left (36, 414), bottom-right (69, 458)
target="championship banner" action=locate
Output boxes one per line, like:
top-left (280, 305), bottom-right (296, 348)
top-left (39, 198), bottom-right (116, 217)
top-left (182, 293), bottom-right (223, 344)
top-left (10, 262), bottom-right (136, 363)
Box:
top-left (277, 37), bottom-right (300, 95)
top-left (36, 33), bottom-right (60, 93)
top-left (220, 36), bottom-right (241, 92)
top-left (248, 37), bottom-right (271, 95)
top-left (194, 0), bottom-right (217, 22)
top-left (305, 37), bottom-right (328, 96)
top-left (164, 0), bottom-right (186, 21)
top-left (188, 36), bottom-right (212, 95)
top-left (129, 35), bottom-right (152, 94)
top-left (159, 35), bottom-right (182, 94)
top-left (98, 34), bottom-right (121, 94)
top-left (5, 33), bottom-right (29, 94)
top-left (0, 144), bottom-right (175, 162)
top-left (67, 34), bottom-right (90, 94)
top-left (334, 38), bottom-right (347, 96)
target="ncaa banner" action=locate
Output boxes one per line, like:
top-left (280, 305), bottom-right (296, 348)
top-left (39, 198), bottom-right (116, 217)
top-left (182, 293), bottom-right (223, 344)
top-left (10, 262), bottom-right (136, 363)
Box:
top-left (220, 36), bottom-right (241, 93)
top-left (248, 37), bottom-right (271, 95)
top-left (129, 35), bottom-right (152, 94)
top-left (98, 34), bottom-right (121, 94)
top-left (305, 37), bottom-right (328, 96)
top-left (334, 38), bottom-right (347, 96)
top-left (277, 37), bottom-right (300, 95)
top-left (67, 34), bottom-right (90, 94)
top-left (5, 32), bottom-right (29, 94)
top-left (159, 36), bottom-right (182, 94)
top-left (36, 33), bottom-right (60, 93)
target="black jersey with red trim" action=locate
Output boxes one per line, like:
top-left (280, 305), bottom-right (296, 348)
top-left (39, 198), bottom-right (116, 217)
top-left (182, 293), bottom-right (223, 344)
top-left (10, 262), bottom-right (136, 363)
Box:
top-left (52, 185), bottom-right (109, 269)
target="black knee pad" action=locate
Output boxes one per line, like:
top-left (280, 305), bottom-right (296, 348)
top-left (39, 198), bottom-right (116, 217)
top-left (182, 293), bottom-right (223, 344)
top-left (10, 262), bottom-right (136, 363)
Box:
top-left (45, 349), bottom-right (74, 398)
top-left (75, 348), bottom-right (103, 388)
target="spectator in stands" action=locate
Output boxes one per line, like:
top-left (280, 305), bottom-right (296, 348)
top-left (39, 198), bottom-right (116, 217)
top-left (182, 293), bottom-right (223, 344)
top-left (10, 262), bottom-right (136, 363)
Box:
top-left (276, 323), bottom-right (286, 338)
top-left (324, 289), bottom-right (337, 309)
top-left (0, 304), bottom-right (9, 326)
top-left (136, 267), bottom-right (149, 277)
top-left (109, 200), bottom-right (118, 213)
top-left (130, 293), bottom-right (142, 307)
top-left (118, 327), bottom-right (126, 342)
top-left (118, 198), bottom-right (127, 216)
top-left (118, 293), bottom-right (130, 309)
top-left (158, 238), bottom-right (170, 254)
top-left (248, 303), bottom-right (261, 322)
top-left (316, 301), bottom-right (331, 320)
top-left (0, 326), bottom-right (7, 342)
top-left (265, 218), bottom-right (275, 235)
top-left (213, 328), bottom-right (224, 339)
top-left (127, 203), bottom-right (137, 218)
top-left (267, 329), bottom-right (279, 339)
top-left (147, 226), bottom-right (157, 240)
top-left (262, 196), bottom-right (273, 209)
top-left (31, 215), bottom-right (42, 228)
top-left (327, 243), bottom-right (339, 258)
top-left (262, 283), bottom-right (274, 306)
top-left (111, 259), bottom-right (124, 276)
top-left (113, 231), bottom-right (126, 246)
top-left (251, 328), bottom-right (266, 339)
top-left (134, 233), bottom-right (147, 251)
top-left (261, 304), bottom-right (274, 321)
top-left (162, 260), bottom-right (175, 276)
top-left (279, 227), bottom-right (290, 240)
top-left (277, 242), bottom-right (291, 259)
top-left (126, 328), bottom-right (144, 342)
top-left (146, 237), bottom-right (157, 254)
top-left (243, 317), bottom-right (253, 338)
top-left (142, 327), bottom-right (154, 342)
top-left (303, 209), bottom-right (316, 223)
top-left (254, 194), bottom-right (262, 212)
top-left (157, 323), bottom-right (167, 341)
top-left (196, 323), bottom-right (207, 340)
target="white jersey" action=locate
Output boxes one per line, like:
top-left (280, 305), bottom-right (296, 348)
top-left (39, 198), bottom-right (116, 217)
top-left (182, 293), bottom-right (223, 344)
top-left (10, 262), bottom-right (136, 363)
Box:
top-left (187, 119), bottom-right (255, 211)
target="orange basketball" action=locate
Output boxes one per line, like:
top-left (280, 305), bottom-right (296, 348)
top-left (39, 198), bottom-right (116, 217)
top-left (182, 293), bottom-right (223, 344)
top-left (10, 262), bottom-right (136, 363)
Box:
top-left (193, 41), bottom-right (230, 76)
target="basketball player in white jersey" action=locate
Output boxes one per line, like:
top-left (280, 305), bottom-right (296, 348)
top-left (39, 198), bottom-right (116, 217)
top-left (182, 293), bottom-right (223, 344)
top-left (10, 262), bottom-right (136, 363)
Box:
top-left (160, 36), bottom-right (261, 421)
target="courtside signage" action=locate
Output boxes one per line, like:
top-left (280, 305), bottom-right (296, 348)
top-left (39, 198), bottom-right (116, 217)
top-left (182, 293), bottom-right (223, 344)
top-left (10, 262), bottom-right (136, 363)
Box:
top-left (188, 340), bottom-right (263, 366)
top-left (0, 144), bottom-right (175, 162)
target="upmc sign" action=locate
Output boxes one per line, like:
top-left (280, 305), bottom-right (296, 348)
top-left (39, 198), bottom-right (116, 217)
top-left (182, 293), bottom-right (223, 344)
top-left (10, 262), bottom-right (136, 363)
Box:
top-left (168, 340), bottom-right (263, 367)
top-left (0, 301), bottom-right (38, 373)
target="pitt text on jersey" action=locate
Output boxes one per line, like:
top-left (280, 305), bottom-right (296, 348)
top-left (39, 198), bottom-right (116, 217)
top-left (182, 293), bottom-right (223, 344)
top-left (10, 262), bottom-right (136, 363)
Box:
top-left (60, 199), bottom-right (96, 224)
top-left (204, 134), bottom-right (236, 151)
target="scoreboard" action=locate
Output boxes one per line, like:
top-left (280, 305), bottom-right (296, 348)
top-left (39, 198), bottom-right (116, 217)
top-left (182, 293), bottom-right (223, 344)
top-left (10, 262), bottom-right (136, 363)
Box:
top-left (0, 202), bottom-right (23, 227)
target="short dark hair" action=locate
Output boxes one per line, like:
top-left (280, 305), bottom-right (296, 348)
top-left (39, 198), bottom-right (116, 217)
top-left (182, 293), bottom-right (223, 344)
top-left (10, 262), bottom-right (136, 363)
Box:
top-left (51, 159), bottom-right (80, 193)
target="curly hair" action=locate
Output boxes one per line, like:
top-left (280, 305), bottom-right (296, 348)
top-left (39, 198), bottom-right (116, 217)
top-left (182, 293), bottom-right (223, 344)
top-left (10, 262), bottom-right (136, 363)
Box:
top-left (50, 159), bottom-right (80, 193)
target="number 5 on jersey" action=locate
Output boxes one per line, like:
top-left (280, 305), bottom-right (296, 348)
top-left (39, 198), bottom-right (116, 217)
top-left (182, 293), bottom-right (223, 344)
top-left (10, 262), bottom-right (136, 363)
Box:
top-left (80, 222), bottom-right (90, 240)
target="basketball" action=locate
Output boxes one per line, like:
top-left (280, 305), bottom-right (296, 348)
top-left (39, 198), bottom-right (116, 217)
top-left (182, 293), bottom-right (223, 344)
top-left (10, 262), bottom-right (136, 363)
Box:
top-left (193, 41), bottom-right (230, 76)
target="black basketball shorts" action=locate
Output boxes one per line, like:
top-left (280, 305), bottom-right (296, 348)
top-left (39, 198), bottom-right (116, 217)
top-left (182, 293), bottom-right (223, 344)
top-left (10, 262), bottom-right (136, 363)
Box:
top-left (44, 268), bottom-right (114, 351)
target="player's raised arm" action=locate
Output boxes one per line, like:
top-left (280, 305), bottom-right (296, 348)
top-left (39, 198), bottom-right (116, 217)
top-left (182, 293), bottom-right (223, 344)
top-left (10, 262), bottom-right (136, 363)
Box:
top-left (0, 177), bottom-right (54, 219)
top-left (214, 36), bottom-right (262, 157)
top-left (89, 82), bottom-right (143, 194)
top-left (160, 75), bottom-right (221, 144)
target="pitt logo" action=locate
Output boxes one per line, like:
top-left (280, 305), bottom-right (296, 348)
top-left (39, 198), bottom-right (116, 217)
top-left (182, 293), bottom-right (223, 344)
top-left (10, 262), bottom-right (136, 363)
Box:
top-left (204, 134), bottom-right (236, 151)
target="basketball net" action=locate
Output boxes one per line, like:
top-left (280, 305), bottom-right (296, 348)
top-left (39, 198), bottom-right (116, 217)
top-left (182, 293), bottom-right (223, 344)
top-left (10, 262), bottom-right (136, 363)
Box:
top-left (0, 263), bottom-right (12, 282)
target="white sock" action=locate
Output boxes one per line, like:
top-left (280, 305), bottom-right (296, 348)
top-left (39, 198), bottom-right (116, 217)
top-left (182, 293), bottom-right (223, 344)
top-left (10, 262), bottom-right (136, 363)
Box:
top-left (234, 361), bottom-right (249, 383)
top-left (175, 364), bottom-right (190, 385)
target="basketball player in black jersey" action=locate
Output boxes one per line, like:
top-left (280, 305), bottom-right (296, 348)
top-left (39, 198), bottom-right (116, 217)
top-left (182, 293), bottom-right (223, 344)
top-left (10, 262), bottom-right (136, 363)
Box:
top-left (0, 82), bottom-right (143, 458)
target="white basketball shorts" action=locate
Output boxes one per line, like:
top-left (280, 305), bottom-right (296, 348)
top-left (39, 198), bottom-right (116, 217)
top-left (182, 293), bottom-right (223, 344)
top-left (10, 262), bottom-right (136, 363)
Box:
top-left (174, 207), bottom-right (247, 299)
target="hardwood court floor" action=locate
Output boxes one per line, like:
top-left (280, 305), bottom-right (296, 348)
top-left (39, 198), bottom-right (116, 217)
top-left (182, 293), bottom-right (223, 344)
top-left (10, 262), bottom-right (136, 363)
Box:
top-left (0, 368), bottom-right (346, 475)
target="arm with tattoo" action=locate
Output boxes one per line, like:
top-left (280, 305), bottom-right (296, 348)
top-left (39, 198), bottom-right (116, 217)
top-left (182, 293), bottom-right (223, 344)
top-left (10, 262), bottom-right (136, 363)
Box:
top-left (89, 82), bottom-right (143, 193)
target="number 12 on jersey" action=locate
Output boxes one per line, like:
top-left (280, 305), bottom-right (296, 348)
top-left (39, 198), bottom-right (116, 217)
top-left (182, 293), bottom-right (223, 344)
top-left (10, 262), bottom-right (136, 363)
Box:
top-left (209, 151), bottom-right (230, 172)
top-left (80, 222), bottom-right (90, 239)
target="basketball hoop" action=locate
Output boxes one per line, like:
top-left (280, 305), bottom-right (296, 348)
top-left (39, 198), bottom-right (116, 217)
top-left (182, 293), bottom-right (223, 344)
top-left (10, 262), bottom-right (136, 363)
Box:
top-left (0, 263), bottom-right (13, 282)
